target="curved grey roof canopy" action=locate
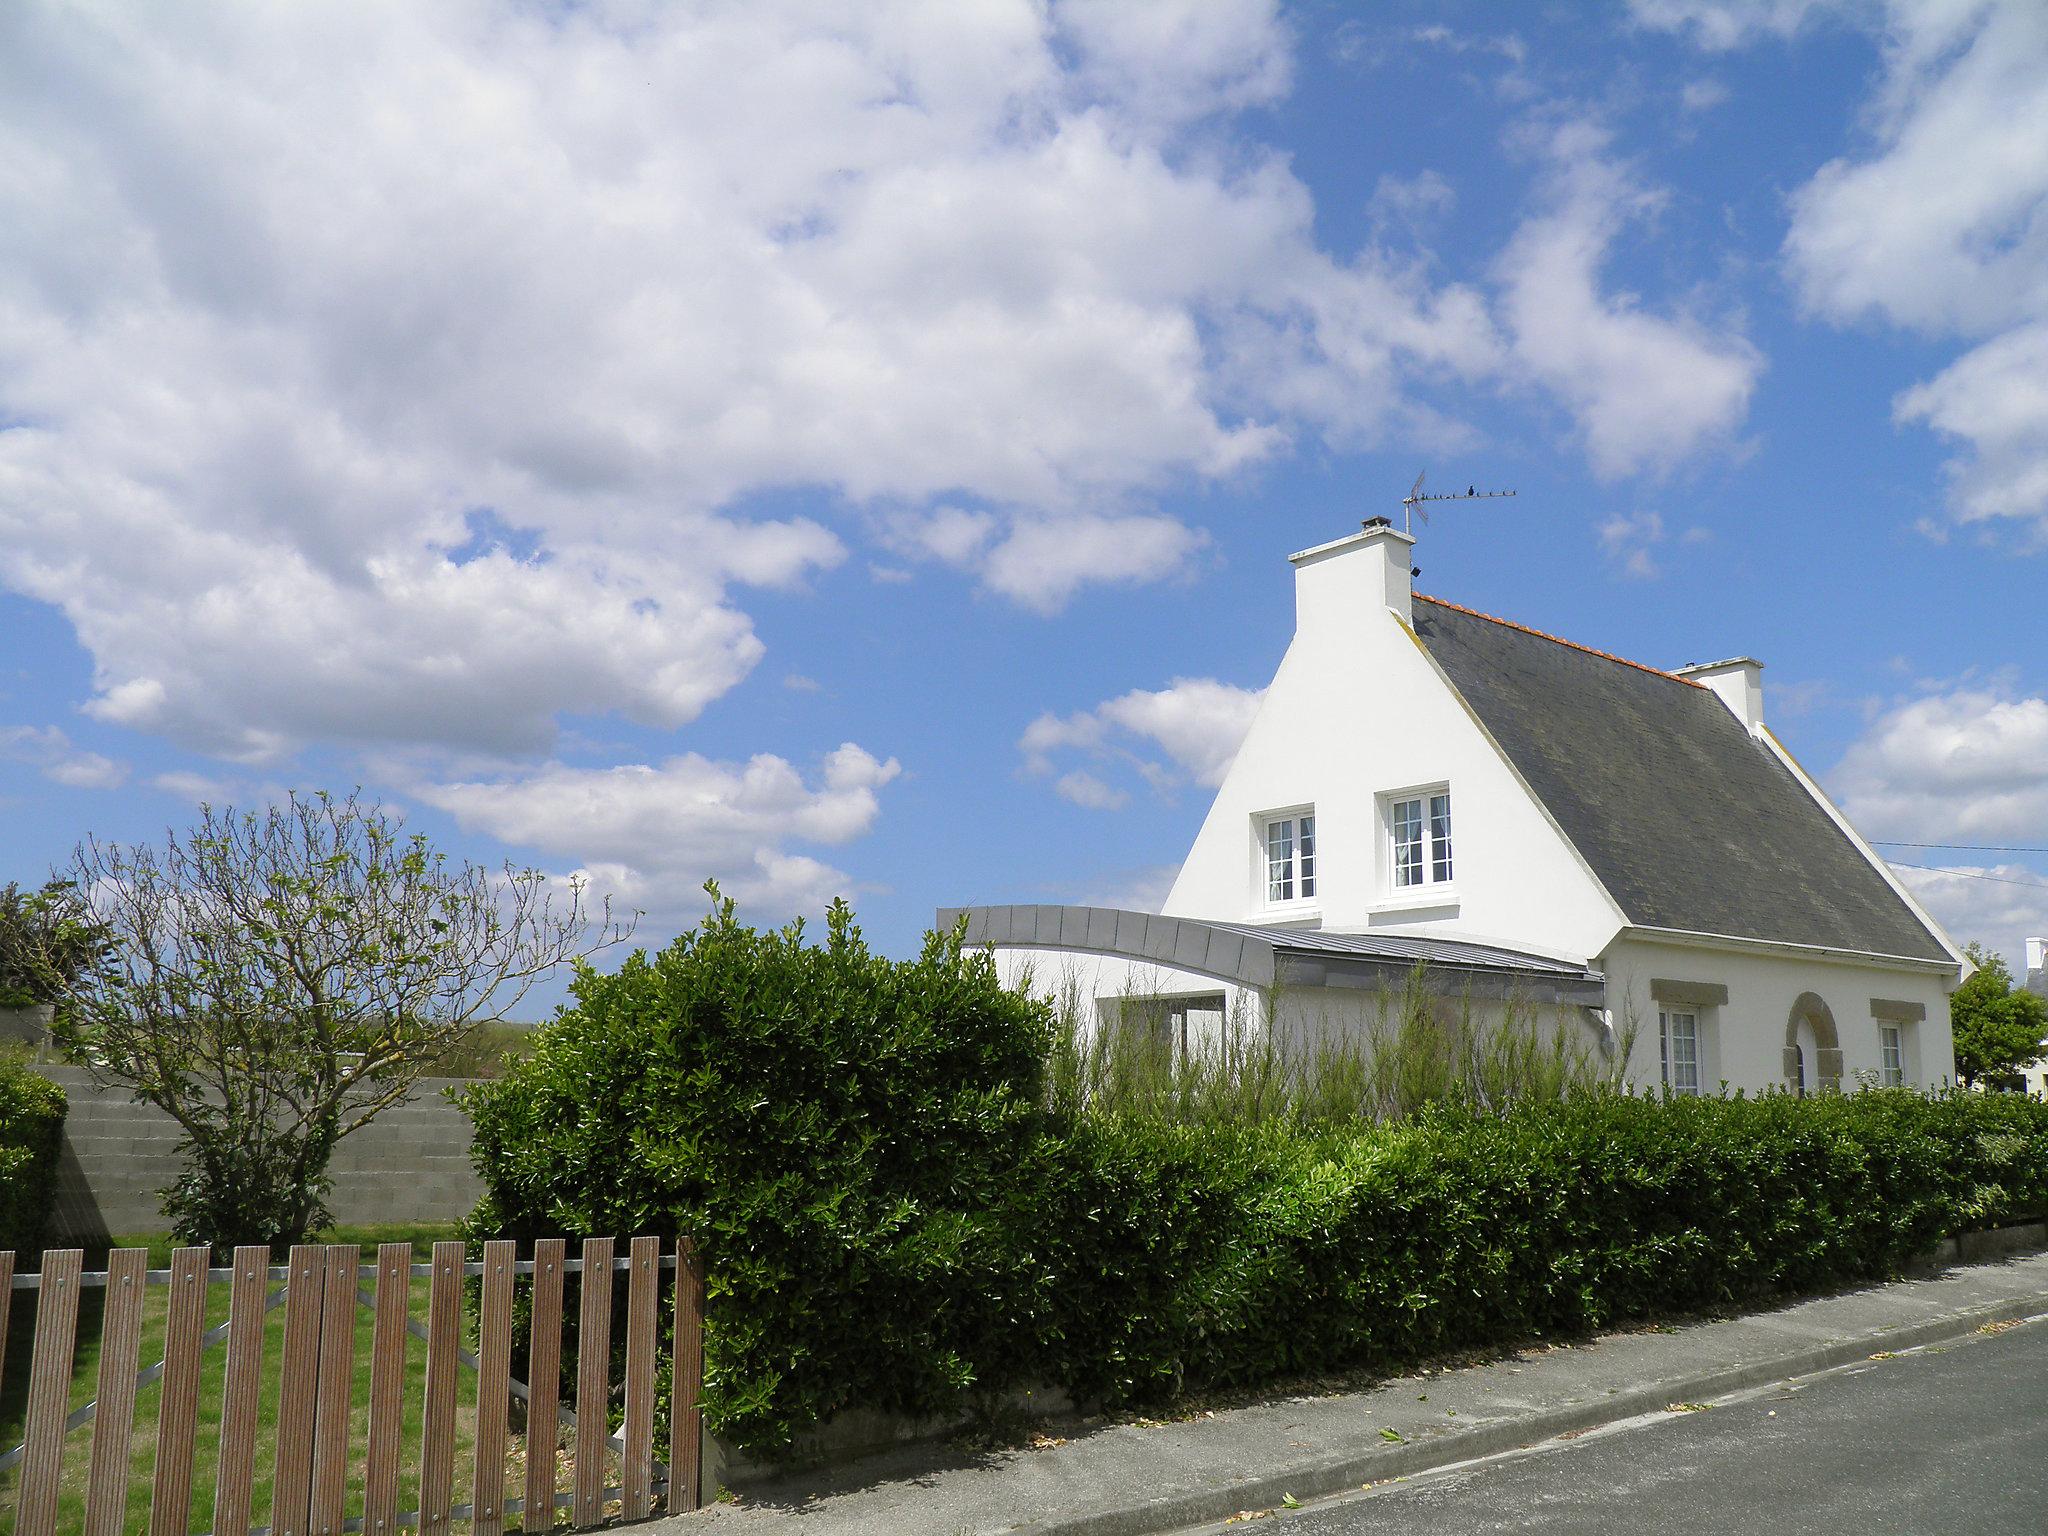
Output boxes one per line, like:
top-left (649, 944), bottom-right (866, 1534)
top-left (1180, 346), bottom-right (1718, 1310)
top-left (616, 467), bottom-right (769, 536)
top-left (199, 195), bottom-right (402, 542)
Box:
top-left (935, 905), bottom-right (1606, 1009)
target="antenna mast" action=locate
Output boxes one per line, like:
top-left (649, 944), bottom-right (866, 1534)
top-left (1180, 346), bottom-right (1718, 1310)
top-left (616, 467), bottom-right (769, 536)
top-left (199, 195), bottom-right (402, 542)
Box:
top-left (1401, 471), bottom-right (1517, 536)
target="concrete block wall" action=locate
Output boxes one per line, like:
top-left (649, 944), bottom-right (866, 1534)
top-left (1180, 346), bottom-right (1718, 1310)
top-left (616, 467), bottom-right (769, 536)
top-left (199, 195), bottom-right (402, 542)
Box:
top-left (41, 1067), bottom-right (485, 1241)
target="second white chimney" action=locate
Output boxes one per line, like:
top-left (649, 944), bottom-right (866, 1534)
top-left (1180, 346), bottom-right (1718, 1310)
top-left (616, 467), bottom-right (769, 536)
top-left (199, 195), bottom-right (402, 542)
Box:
top-left (1676, 656), bottom-right (1765, 735)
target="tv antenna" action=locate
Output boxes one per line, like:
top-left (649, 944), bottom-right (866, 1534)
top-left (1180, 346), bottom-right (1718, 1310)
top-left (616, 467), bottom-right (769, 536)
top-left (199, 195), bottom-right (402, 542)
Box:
top-left (1401, 471), bottom-right (1517, 536)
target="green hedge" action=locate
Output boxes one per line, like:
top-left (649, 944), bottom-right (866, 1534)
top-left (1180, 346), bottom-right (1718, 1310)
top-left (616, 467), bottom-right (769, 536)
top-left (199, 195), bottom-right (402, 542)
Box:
top-left (463, 907), bottom-right (2048, 1450)
top-left (0, 1053), bottom-right (66, 1253)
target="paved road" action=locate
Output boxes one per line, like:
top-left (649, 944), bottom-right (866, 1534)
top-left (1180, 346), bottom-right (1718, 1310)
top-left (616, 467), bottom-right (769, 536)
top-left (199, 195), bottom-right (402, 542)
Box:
top-left (1257, 1319), bottom-right (2048, 1536)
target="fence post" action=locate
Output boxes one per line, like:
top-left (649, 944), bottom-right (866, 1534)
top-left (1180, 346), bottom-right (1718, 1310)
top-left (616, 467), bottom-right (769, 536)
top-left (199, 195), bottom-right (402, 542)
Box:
top-left (363, 1243), bottom-right (412, 1536)
top-left (83, 1248), bottom-right (148, 1536)
top-left (212, 1246), bottom-right (271, 1536)
top-left (16, 1247), bottom-right (85, 1536)
top-left (0, 1250), bottom-right (13, 1400)
top-left (471, 1240), bottom-right (516, 1536)
top-left (308, 1245), bottom-right (359, 1536)
top-left (525, 1237), bottom-right (567, 1531)
top-left (668, 1236), bottom-right (704, 1514)
top-left (572, 1237), bottom-right (616, 1526)
top-left (621, 1235), bottom-right (662, 1519)
top-left (272, 1244), bottom-right (328, 1536)
top-left (149, 1246), bottom-right (211, 1536)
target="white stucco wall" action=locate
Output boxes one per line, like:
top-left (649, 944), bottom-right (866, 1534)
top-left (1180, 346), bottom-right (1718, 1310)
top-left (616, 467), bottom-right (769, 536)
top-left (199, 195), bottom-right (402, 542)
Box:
top-left (1163, 527), bottom-right (1622, 963)
top-left (1600, 935), bottom-right (1956, 1093)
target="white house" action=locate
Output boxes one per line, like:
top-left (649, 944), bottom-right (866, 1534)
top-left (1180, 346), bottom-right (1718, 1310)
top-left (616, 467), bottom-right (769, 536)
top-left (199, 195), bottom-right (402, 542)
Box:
top-left (2021, 937), bottom-right (2048, 1098)
top-left (943, 520), bottom-right (1969, 1096)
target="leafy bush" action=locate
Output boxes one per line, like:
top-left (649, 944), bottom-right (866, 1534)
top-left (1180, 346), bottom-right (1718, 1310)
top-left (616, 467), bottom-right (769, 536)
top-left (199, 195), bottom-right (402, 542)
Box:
top-left (464, 903), bottom-right (2048, 1452)
top-left (461, 895), bottom-right (1055, 1448)
top-left (0, 1050), bottom-right (67, 1252)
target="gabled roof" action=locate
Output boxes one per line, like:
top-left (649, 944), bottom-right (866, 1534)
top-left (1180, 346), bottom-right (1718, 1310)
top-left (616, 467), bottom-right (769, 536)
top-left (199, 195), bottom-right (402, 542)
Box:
top-left (1410, 595), bottom-right (1950, 963)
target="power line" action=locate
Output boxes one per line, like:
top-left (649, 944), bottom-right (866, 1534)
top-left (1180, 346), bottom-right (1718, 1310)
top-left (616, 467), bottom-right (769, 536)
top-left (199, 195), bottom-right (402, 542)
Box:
top-left (1886, 861), bottom-right (2048, 893)
top-left (1873, 840), bottom-right (2048, 855)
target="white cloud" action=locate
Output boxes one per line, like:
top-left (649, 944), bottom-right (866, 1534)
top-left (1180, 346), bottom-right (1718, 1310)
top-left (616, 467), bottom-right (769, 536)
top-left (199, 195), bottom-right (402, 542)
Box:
top-left (1894, 322), bottom-right (2048, 533)
top-left (1054, 770), bottom-right (1129, 812)
top-left (1494, 120), bottom-right (1762, 478)
top-left (0, 725), bottom-right (127, 789)
top-left (1023, 676), bottom-right (1264, 802)
top-left (1627, 0), bottom-right (1854, 51)
top-left (415, 742), bottom-right (902, 918)
top-left (1834, 687), bottom-right (2048, 842)
top-left (1889, 861), bottom-right (2048, 980)
top-left (1074, 863), bottom-right (1182, 913)
top-left (0, 0), bottom-right (1582, 763)
top-left (1599, 511), bottom-right (1668, 579)
top-left (1681, 78), bottom-right (1732, 112)
top-left (1684, 0), bottom-right (2048, 538)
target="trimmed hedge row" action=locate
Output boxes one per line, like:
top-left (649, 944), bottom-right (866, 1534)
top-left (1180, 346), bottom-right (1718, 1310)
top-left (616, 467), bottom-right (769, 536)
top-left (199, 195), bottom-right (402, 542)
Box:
top-left (0, 1053), bottom-right (66, 1253)
top-left (463, 906), bottom-right (2048, 1450)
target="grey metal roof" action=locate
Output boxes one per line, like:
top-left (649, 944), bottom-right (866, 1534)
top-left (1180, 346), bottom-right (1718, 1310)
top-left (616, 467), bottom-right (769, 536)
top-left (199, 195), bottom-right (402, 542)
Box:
top-left (936, 904), bottom-right (1606, 1007)
top-left (1410, 596), bottom-right (1950, 963)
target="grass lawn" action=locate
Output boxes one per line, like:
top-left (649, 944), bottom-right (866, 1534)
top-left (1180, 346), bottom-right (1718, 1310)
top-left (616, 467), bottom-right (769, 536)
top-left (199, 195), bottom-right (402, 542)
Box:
top-left (1, 1224), bottom-right (606, 1535)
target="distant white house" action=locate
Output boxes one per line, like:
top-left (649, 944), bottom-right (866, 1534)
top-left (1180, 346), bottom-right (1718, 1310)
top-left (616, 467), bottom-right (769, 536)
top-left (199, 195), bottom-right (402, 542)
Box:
top-left (944, 520), bottom-right (1969, 1096)
top-left (2021, 937), bottom-right (2048, 1098)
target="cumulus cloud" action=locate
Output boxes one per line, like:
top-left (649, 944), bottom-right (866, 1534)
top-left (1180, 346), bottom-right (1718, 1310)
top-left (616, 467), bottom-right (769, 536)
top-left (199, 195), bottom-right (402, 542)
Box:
top-left (1494, 120), bottom-right (1763, 478)
top-left (0, 0), bottom-right (1571, 763)
top-left (414, 743), bottom-right (902, 918)
top-left (1627, 0), bottom-right (1853, 51)
top-left (1653, 1), bottom-right (2048, 538)
top-left (0, 725), bottom-right (127, 789)
top-left (1889, 862), bottom-right (2048, 980)
top-left (1834, 688), bottom-right (2048, 842)
top-left (1597, 509), bottom-right (1711, 578)
top-left (1022, 677), bottom-right (1264, 806)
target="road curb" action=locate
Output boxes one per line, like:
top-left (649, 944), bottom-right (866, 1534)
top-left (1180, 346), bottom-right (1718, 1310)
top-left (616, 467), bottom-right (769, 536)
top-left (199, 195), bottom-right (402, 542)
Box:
top-left (1011, 1290), bottom-right (2048, 1536)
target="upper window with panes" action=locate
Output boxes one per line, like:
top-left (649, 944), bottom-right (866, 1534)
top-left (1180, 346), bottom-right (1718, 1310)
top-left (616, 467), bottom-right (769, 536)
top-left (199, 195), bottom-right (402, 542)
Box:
top-left (1261, 809), bottom-right (1316, 909)
top-left (1385, 787), bottom-right (1453, 891)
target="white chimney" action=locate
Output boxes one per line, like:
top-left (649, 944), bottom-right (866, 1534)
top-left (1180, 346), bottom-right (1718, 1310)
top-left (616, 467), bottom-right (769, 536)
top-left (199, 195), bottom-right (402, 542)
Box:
top-left (2028, 936), bottom-right (2046, 981)
top-left (1675, 656), bottom-right (1765, 735)
top-left (1290, 519), bottom-right (1414, 638)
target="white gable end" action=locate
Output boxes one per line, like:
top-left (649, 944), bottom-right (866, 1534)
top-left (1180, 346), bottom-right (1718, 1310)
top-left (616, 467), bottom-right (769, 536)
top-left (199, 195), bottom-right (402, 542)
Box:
top-left (1162, 524), bottom-right (1621, 962)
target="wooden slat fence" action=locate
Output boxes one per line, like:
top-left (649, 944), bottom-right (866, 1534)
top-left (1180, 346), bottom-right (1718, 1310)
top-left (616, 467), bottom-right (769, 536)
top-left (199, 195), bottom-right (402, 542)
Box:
top-left (0, 1236), bottom-right (705, 1536)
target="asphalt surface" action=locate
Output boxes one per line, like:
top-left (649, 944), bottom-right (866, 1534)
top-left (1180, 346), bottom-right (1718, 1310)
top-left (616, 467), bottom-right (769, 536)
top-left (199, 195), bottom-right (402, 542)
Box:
top-left (1253, 1319), bottom-right (2048, 1536)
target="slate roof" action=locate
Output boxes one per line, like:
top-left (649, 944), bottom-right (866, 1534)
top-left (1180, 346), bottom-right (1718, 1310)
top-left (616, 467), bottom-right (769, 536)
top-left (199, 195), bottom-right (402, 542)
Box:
top-left (1409, 595), bottom-right (1950, 963)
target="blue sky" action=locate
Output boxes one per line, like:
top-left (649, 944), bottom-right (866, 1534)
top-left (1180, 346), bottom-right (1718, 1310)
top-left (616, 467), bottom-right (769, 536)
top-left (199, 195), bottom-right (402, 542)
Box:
top-left (3, 0), bottom-right (2045, 1009)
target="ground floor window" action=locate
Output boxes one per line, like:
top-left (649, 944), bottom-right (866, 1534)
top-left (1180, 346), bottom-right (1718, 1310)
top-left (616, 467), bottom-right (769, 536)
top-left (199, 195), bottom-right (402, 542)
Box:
top-left (1879, 1024), bottom-right (1905, 1088)
top-left (1115, 994), bottom-right (1227, 1067)
top-left (1660, 1009), bottom-right (1700, 1096)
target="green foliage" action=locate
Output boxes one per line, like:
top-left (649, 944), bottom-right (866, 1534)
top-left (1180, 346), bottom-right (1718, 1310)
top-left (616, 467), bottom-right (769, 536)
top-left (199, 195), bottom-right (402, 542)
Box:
top-left (0, 1050), bottom-right (67, 1251)
top-left (55, 791), bottom-right (622, 1257)
top-left (463, 902), bottom-right (2048, 1454)
top-left (0, 879), bottom-right (110, 1011)
top-left (1951, 943), bottom-right (2048, 1088)
top-left (461, 891), bottom-right (1055, 1450)
top-left (1042, 966), bottom-right (1625, 1127)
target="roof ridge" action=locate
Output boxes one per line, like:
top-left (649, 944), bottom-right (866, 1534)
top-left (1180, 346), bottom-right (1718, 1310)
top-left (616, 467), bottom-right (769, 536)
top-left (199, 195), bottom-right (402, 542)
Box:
top-left (1413, 593), bottom-right (1705, 689)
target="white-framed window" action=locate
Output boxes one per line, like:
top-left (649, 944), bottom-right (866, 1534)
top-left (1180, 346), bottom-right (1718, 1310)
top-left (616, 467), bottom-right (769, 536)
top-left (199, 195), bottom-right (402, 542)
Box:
top-left (1660, 1009), bottom-right (1700, 1096)
top-left (1262, 809), bottom-right (1316, 906)
top-left (1879, 1024), bottom-right (1905, 1088)
top-left (1386, 787), bottom-right (1452, 890)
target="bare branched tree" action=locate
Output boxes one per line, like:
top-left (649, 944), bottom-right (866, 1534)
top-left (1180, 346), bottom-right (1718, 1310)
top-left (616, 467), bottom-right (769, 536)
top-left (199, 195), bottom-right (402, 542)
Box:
top-left (50, 790), bottom-right (633, 1253)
